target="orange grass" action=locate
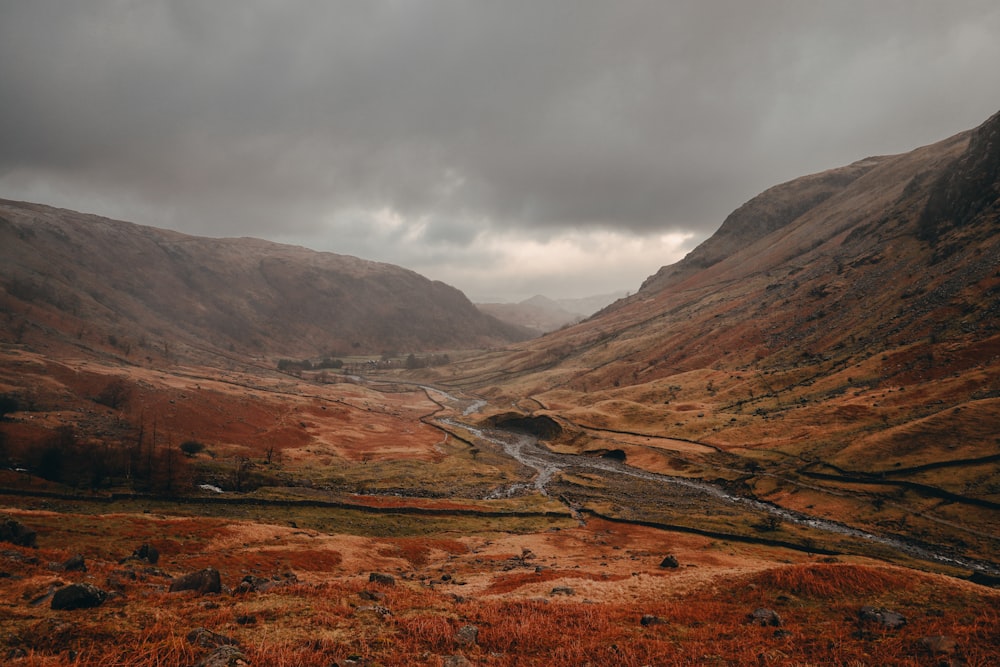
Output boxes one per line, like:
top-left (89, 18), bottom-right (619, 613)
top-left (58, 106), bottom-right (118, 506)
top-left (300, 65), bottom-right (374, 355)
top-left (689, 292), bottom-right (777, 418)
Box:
top-left (1, 513), bottom-right (998, 666)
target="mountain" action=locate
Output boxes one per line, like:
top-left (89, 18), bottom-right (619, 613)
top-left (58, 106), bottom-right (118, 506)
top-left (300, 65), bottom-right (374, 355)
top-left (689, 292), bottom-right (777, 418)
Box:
top-left (477, 295), bottom-right (582, 335)
top-left (0, 200), bottom-right (529, 361)
top-left (438, 110), bottom-right (1000, 530)
top-left (477, 292), bottom-right (629, 336)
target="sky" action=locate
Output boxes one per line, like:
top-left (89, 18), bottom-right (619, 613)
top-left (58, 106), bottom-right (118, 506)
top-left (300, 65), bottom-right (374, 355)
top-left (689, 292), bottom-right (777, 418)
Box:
top-left (1, 2), bottom-right (999, 303)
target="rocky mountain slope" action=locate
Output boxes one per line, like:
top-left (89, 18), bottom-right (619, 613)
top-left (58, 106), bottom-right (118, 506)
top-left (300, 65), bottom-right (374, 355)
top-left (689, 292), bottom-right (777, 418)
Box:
top-left (0, 200), bottom-right (529, 361)
top-left (436, 110), bottom-right (1000, 548)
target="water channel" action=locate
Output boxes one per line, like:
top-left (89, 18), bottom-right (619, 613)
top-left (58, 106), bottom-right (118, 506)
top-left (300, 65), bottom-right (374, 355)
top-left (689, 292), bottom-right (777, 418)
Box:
top-left (439, 417), bottom-right (1000, 578)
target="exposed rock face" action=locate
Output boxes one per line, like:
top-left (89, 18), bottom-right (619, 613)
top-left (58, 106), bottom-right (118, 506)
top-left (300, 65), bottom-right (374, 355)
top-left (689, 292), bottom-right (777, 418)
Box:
top-left (170, 567), bottom-right (222, 595)
top-left (919, 109), bottom-right (1000, 242)
top-left (50, 583), bottom-right (107, 610)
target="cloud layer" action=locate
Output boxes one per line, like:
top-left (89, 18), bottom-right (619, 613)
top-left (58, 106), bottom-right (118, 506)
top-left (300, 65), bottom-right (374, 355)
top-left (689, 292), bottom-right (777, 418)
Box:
top-left (2, 1), bottom-right (999, 301)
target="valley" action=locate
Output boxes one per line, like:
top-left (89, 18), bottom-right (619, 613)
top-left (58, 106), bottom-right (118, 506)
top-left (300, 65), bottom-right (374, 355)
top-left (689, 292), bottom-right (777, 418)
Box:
top-left (1, 109), bottom-right (999, 665)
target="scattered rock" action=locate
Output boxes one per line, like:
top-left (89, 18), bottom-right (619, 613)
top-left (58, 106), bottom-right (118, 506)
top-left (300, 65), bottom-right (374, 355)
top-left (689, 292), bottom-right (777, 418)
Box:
top-left (51, 583), bottom-right (107, 610)
top-left (550, 586), bottom-right (575, 596)
top-left (659, 555), bottom-right (679, 569)
top-left (53, 554), bottom-right (86, 572)
top-left (130, 543), bottom-right (159, 565)
top-left (455, 624), bottom-right (479, 647)
top-left (748, 608), bottom-right (782, 627)
top-left (640, 614), bottom-right (666, 626)
top-left (356, 604), bottom-right (392, 617)
top-left (369, 572), bottom-right (396, 586)
top-left (194, 645), bottom-right (249, 667)
top-left (858, 605), bottom-right (906, 629)
top-left (187, 627), bottom-right (239, 650)
top-left (170, 567), bottom-right (222, 595)
top-left (0, 515), bottom-right (37, 548)
top-left (2, 549), bottom-right (39, 565)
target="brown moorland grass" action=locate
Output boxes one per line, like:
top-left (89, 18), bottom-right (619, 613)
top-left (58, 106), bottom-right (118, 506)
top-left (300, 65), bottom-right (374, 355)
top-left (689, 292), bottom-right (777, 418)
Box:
top-left (1, 508), bottom-right (998, 666)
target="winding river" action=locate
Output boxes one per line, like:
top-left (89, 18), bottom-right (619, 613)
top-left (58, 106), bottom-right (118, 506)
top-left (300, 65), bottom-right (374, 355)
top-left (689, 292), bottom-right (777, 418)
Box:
top-left (440, 417), bottom-right (1000, 578)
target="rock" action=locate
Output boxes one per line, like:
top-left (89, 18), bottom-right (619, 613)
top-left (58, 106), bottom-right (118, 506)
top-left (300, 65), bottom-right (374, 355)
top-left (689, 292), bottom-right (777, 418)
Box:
top-left (858, 605), bottom-right (906, 629)
top-left (368, 572), bottom-right (396, 586)
top-left (235, 614), bottom-right (257, 626)
top-left (455, 624), bottom-right (479, 647)
top-left (550, 586), bottom-right (575, 596)
top-left (233, 575), bottom-right (270, 595)
top-left (187, 627), bottom-right (239, 650)
top-left (359, 589), bottom-right (386, 602)
top-left (442, 656), bottom-right (473, 667)
top-left (748, 608), bottom-right (782, 627)
top-left (640, 614), bottom-right (666, 626)
top-left (356, 604), bottom-right (392, 617)
top-left (0, 515), bottom-right (37, 548)
top-left (170, 567), bottom-right (222, 595)
top-left (194, 645), bottom-right (249, 667)
top-left (131, 543), bottom-right (159, 565)
top-left (921, 635), bottom-right (957, 656)
top-left (659, 555), bottom-right (679, 569)
top-left (50, 582), bottom-right (107, 610)
top-left (59, 554), bottom-right (86, 572)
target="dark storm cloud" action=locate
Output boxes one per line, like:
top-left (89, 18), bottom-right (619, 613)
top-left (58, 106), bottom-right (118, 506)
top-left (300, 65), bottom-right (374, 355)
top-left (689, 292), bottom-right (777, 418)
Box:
top-left (1, 1), bottom-right (999, 299)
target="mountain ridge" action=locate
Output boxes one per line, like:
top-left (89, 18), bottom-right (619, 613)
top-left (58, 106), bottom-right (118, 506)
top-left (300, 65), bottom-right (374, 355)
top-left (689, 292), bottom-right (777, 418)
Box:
top-left (0, 199), bottom-right (530, 361)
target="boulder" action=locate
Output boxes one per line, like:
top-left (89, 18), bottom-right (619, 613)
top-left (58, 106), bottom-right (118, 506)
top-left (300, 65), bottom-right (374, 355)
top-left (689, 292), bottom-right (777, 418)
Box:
top-left (0, 516), bottom-right (36, 548)
top-left (50, 554), bottom-right (86, 572)
top-left (170, 567), bottom-right (222, 595)
top-left (858, 605), bottom-right (906, 629)
top-left (368, 572), bottom-right (396, 586)
top-left (130, 543), bottom-right (159, 565)
top-left (748, 608), bottom-right (782, 627)
top-left (50, 583), bottom-right (107, 610)
top-left (550, 586), bottom-right (575, 596)
top-left (455, 624), bottom-right (479, 647)
top-left (640, 614), bottom-right (666, 626)
top-left (659, 555), bottom-right (679, 569)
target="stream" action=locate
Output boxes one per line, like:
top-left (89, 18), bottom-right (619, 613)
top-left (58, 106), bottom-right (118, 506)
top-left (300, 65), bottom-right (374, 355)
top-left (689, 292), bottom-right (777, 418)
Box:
top-left (440, 417), bottom-right (1000, 578)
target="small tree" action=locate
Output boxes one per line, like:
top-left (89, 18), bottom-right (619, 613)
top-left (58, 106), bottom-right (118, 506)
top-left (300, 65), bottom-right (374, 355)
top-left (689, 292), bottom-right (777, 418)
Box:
top-left (179, 440), bottom-right (206, 457)
top-left (95, 378), bottom-right (130, 409)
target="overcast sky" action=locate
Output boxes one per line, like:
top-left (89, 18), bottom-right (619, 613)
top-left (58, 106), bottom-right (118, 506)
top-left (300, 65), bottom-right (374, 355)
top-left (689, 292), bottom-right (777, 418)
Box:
top-left (2, 1), bottom-right (999, 302)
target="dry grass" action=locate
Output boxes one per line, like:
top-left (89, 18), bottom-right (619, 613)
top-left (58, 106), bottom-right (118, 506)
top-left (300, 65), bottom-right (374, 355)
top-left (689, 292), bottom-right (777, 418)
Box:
top-left (1, 508), bottom-right (997, 666)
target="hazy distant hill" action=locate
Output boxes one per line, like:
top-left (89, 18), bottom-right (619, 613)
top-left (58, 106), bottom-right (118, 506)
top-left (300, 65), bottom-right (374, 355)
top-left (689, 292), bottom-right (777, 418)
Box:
top-left (477, 291), bottom-right (628, 335)
top-left (0, 201), bottom-right (530, 361)
top-left (441, 109), bottom-right (1000, 491)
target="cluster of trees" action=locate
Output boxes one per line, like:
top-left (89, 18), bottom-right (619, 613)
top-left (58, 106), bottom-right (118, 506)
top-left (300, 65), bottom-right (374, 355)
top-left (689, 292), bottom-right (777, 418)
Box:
top-left (276, 357), bottom-right (344, 373)
top-left (404, 353), bottom-right (452, 369)
top-left (4, 421), bottom-right (192, 495)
